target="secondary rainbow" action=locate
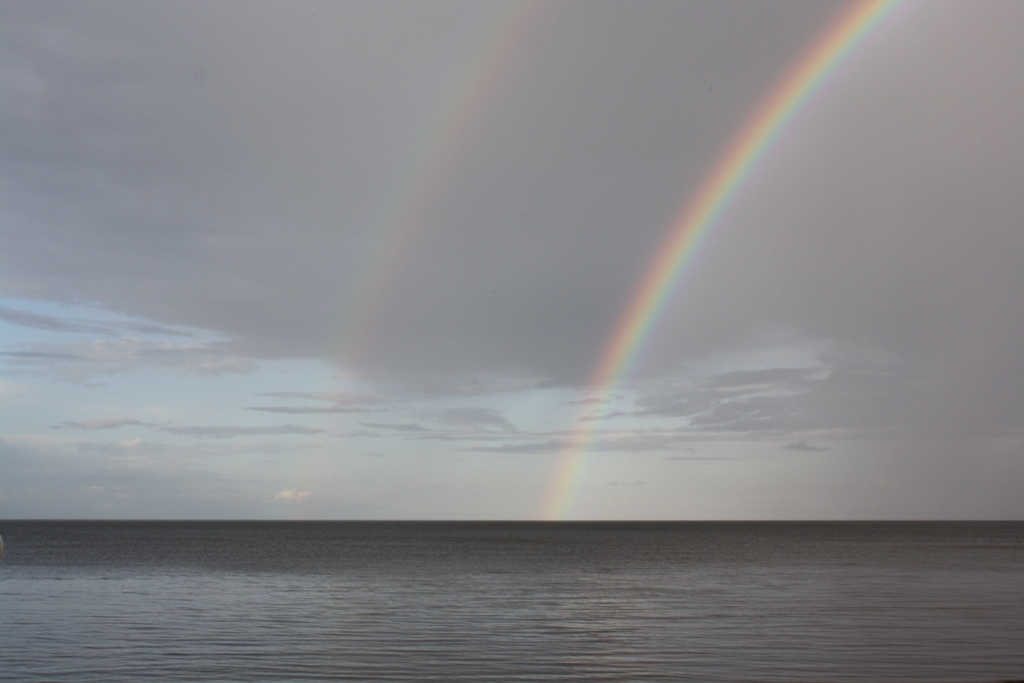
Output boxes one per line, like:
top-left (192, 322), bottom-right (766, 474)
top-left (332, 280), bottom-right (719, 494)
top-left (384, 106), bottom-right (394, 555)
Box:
top-left (338, 1), bottom-right (543, 358)
top-left (542, 0), bottom-right (906, 520)
top-left (292, 2), bottom-right (543, 499)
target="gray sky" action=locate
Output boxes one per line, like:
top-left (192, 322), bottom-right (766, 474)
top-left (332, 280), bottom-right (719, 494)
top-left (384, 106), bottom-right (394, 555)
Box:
top-left (1, 0), bottom-right (1022, 519)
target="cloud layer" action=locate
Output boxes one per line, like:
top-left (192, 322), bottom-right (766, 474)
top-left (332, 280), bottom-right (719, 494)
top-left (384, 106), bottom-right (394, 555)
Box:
top-left (1, 1), bottom-right (1022, 519)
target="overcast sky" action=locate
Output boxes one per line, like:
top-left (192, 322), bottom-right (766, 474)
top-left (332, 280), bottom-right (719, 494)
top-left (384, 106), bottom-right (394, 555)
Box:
top-left (2, 0), bottom-right (1022, 519)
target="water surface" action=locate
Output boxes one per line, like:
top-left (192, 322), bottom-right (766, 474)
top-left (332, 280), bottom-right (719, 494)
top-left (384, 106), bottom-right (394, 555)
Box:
top-left (1, 521), bottom-right (1021, 682)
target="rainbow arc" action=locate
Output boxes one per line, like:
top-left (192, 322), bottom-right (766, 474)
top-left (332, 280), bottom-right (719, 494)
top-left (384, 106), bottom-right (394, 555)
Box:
top-left (542, 0), bottom-right (907, 520)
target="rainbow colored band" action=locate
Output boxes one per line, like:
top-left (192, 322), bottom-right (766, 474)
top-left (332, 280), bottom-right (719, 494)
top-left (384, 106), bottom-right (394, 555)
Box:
top-left (338, 2), bottom-right (543, 358)
top-left (542, 0), bottom-right (905, 520)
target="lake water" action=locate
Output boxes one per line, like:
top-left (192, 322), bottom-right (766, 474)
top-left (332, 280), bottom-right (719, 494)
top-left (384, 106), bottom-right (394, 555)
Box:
top-left (1, 521), bottom-right (1022, 682)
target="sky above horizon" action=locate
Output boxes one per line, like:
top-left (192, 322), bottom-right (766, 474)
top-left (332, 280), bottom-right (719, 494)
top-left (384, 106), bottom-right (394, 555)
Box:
top-left (2, 0), bottom-right (1022, 520)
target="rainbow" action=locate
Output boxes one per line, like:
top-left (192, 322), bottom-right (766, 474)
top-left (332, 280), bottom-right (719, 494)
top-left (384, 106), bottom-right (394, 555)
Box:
top-left (542, 0), bottom-right (907, 520)
top-left (338, 1), bottom-right (543, 358)
top-left (302, 3), bottom-right (543, 507)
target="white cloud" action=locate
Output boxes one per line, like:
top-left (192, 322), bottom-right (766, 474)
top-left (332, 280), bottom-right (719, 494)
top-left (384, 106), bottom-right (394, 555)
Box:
top-left (274, 489), bottom-right (313, 502)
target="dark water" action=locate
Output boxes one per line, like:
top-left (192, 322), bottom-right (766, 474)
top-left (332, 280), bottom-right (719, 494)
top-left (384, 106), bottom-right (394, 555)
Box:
top-left (1, 521), bottom-right (1022, 682)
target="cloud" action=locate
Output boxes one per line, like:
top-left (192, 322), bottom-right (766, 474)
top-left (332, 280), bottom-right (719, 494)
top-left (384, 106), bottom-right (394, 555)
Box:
top-left (247, 390), bottom-right (384, 415)
top-left (0, 304), bottom-right (116, 335)
top-left (0, 1), bottom-right (852, 382)
top-left (59, 417), bottom-right (146, 430)
top-left (565, 396), bottom-right (616, 406)
top-left (1, 350), bottom-right (82, 361)
top-left (466, 440), bottom-right (564, 454)
top-left (274, 489), bottom-right (313, 502)
top-left (248, 405), bottom-right (364, 415)
top-left (420, 407), bottom-right (517, 432)
top-left (1, 2), bottom-right (1023, 518)
top-left (664, 456), bottom-right (731, 461)
top-left (592, 432), bottom-right (697, 453)
top-left (0, 303), bottom-right (192, 338)
top-left (359, 422), bottom-right (429, 433)
top-left (701, 367), bottom-right (818, 391)
top-left (1, 338), bottom-right (257, 381)
top-left (161, 424), bottom-right (323, 439)
top-left (783, 440), bottom-right (829, 452)
top-left (75, 437), bottom-right (163, 457)
top-left (2, 2), bottom-right (1021, 437)
top-left (630, 348), bottom-right (936, 437)
top-left (257, 391), bottom-right (383, 405)
top-left (115, 322), bottom-right (195, 338)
